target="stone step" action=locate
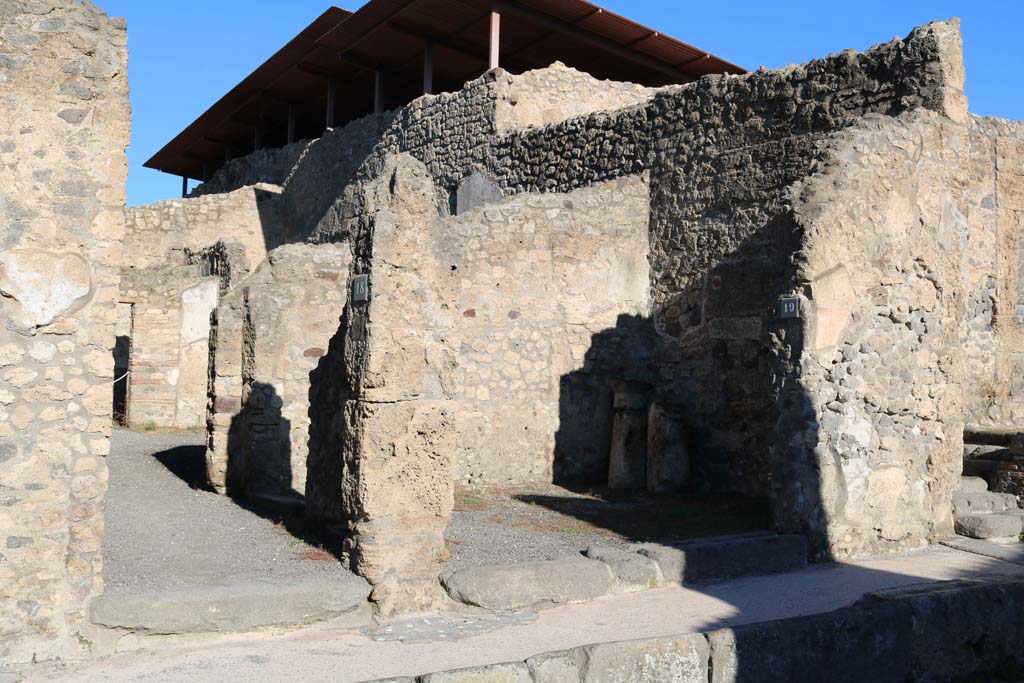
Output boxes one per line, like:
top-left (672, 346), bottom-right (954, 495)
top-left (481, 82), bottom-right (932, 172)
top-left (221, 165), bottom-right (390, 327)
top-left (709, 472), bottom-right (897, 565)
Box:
top-left (441, 533), bottom-right (809, 612)
top-left (958, 476), bottom-right (989, 493)
top-left (962, 458), bottom-right (1001, 480)
top-left (442, 556), bottom-right (615, 612)
top-left (954, 512), bottom-right (1023, 542)
top-left (635, 532), bottom-right (808, 585)
top-left (90, 574), bottom-right (370, 634)
top-left (952, 491), bottom-right (1018, 516)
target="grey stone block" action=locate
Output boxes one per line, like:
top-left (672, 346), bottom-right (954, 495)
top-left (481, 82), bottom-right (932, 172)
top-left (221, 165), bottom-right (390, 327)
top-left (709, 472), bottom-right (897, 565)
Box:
top-left (420, 662), bottom-right (531, 683)
top-left (708, 598), bottom-right (914, 683)
top-left (579, 635), bottom-right (709, 683)
top-left (959, 476), bottom-right (989, 493)
top-left (455, 171), bottom-right (503, 215)
top-left (873, 579), bottom-right (1024, 682)
top-left (952, 491), bottom-right (1018, 515)
top-left (526, 650), bottom-right (581, 683)
top-left (954, 512), bottom-right (1023, 541)
top-left (585, 546), bottom-right (661, 591)
top-left (637, 533), bottom-right (807, 584)
top-left (90, 574), bottom-right (370, 633)
top-left (442, 557), bottom-right (614, 611)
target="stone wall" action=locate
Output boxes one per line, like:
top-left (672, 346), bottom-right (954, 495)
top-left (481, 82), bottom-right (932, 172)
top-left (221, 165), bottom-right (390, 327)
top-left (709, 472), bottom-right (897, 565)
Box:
top-left (494, 62), bottom-right (660, 134)
top-left (0, 0), bottom-right (129, 663)
top-left (118, 184), bottom-right (279, 428)
top-left (484, 21), bottom-right (970, 498)
top-left (123, 182), bottom-right (280, 272)
top-left (191, 141), bottom-right (307, 198)
top-left (305, 157), bottom-right (650, 613)
top-left (205, 243), bottom-right (351, 497)
top-left (188, 19), bottom-right (1018, 585)
top-left (773, 105), bottom-right (1024, 559)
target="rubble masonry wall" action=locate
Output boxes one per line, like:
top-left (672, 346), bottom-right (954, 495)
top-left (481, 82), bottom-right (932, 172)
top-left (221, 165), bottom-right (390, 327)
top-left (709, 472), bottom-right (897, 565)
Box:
top-left (118, 184), bottom-right (280, 428)
top-left (205, 243), bottom-right (352, 497)
top-left (0, 0), bottom-right (129, 663)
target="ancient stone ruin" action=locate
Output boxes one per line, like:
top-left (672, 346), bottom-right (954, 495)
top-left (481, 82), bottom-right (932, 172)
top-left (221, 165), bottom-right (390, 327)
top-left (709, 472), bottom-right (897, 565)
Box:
top-left (4, 0), bottom-right (1024, 674)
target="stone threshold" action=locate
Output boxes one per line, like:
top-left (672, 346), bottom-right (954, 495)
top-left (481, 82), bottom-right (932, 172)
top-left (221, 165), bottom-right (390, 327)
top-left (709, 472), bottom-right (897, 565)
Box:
top-left (89, 574), bottom-right (371, 638)
top-left (940, 535), bottom-right (1024, 566)
top-left (442, 532), bottom-right (808, 611)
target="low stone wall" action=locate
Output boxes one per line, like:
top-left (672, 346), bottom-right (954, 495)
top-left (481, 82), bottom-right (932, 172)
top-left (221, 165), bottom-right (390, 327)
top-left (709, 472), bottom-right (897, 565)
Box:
top-left (494, 62), bottom-right (660, 134)
top-left (368, 577), bottom-right (1024, 683)
top-left (191, 142), bottom-right (307, 197)
top-left (205, 244), bottom-right (351, 497)
top-left (123, 182), bottom-right (281, 272)
top-left (0, 0), bottom-right (129, 663)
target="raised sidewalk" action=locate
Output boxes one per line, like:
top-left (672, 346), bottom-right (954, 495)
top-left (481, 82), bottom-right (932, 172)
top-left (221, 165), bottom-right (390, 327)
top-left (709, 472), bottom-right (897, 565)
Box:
top-left (19, 545), bottom-right (1024, 683)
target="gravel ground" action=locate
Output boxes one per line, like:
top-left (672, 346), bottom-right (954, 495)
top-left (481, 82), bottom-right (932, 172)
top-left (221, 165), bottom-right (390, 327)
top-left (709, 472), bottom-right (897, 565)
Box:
top-left (103, 430), bottom-right (355, 594)
top-left (444, 486), bottom-right (769, 573)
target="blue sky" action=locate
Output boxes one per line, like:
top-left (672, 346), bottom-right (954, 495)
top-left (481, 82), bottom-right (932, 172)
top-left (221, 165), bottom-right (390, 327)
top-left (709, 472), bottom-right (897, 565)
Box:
top-left (100, 0), bottom-right (1024, 207)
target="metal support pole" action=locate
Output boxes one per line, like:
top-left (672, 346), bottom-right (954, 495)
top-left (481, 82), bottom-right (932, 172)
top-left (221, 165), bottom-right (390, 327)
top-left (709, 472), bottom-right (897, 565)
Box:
top-left (374, 70), bottom-right (384, 114)
top-left (423, 42), bottom-right (434, 95)
top-left (488, 11), bottom-right (501, 71)
top-left (326, 80), bottom-right (337, 129)
top-left (181, 176), bottom-right (189, 198)
top-left (287, 105), bottom-right (297, 144)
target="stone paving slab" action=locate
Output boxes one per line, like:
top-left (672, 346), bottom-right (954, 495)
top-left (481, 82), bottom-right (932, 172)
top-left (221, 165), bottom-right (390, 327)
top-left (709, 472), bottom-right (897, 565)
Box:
top-left (21, 546), bottom-right (1024, 683)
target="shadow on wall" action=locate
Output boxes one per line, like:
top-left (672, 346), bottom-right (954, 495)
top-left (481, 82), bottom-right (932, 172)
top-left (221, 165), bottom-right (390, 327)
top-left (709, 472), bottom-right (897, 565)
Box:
top-left (226, 381), bottom-right (293, 499)
top-left (217, 381), bottom-right (348, 560)
top-left (304, 307), bottom-right (355, 527)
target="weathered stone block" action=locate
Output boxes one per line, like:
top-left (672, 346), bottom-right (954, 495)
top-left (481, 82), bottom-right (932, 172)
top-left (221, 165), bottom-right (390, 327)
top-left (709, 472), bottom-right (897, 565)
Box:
top-left (579, 635), bottom-right (709, 683)
top-left (421, 663), bottom-right (531, 683)
top-left (442, 557), bottom-right (614, 611)
top-left (0, 250), bottom-right (92, 330)
top-left (526, 650), bottom-right (582, 683)
top-left (585, 546), bottom-right (661, 591)
top-left (637, 533), bottom-right (807, 584)
top-left (954, 512), bottom-right (1023, 541)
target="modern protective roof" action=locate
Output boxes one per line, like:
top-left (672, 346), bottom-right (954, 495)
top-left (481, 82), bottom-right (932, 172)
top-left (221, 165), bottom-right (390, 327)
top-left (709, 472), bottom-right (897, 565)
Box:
top-left (145, 0), bottom-right (746, 180)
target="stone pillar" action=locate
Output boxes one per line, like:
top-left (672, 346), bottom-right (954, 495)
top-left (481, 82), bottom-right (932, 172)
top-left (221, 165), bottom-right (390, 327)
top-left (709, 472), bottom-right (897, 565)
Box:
top-left (206, 300), bottom-right (245, 494)
top-left (608, 381), bottom-right (650, 490)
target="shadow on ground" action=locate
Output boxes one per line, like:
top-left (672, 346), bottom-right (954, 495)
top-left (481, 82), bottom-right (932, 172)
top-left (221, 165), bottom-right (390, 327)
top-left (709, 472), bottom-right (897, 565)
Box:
top-left (150, 436), bottom-right (346, 564)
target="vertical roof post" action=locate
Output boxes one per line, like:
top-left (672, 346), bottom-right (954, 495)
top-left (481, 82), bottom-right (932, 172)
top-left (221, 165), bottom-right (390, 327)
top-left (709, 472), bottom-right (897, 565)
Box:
top-left (181, 175), bottom-right (189, 198)
top-left (488, 10), bottom-right (501, 71)
top-left (423, 42), bottom-right (434, 95)
top-left (287, 105), bottom-right (297, 144)
top-left (374, 69), bottom-right (384, 114)
top-left (326, 79), bottom-right (337, 130)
